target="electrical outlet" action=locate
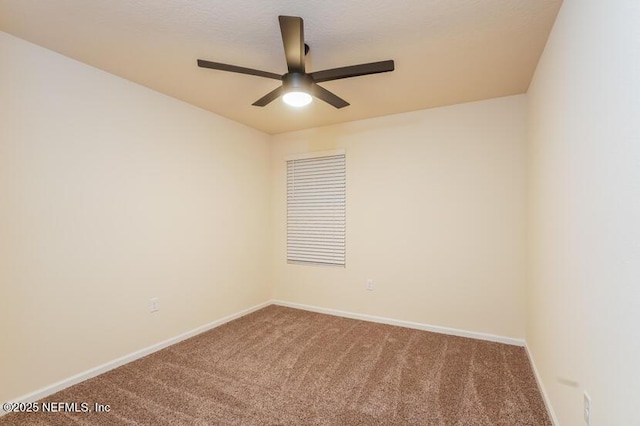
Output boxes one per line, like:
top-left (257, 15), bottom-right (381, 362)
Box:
top-left (149, 297), bottom-right (159, 313)
top-left (366, 279), bottom-right (374, 291)
top-left (583, 391), bottom-right (591, 425)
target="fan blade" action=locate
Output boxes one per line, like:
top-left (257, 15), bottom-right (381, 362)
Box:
top-left (197, 59), bottom-right (281, 80)
top-left (310, 83), bottom-right (349, 109)
top-left (310, 60), bottom-right (395, 83)
top-left (279, 16), bottom-right (305, 73)
top-left (252, 86), bottom-right (284, 107)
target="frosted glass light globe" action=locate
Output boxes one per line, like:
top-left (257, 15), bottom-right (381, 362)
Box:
top-left (283, 91), bottom-right (312, 107)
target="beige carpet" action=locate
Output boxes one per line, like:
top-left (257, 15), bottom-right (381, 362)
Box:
top-left (1, 305), bottom-right (551, 425)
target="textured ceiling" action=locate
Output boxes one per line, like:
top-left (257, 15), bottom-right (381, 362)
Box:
top-left (0, 0), bottom-right (562, 134)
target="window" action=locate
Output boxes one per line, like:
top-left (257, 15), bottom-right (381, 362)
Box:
top-left (287, 151), bottom-right (346, 266)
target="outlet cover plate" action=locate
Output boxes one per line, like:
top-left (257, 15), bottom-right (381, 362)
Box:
top-left (584, 391), bottom-right (591, 425)
top-left (366, 279), bottom-right (374, 291)
top-left (150, 297), bottom-right (159, 312)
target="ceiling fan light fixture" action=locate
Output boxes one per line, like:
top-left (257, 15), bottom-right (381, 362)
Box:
top-left (197, 16), bottom-right (394, 109)
top-left (282, 91), bottom-right (313, 107)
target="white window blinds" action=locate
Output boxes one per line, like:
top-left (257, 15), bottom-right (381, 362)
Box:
top-left (287, 152), bottom-right (346, 266)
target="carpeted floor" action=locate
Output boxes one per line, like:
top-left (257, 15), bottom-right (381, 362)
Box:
top-left (1, 305), bottom-right (551, 425)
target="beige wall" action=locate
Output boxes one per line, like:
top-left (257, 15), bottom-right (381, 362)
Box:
top-left (271, 95), bottom-right (528, 339)
top-left (0, 32), bottom-right (271, 402)
top-left (527, 0), bottom-right (640, 424)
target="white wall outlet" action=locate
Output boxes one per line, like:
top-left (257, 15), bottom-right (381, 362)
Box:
top-left (366, 279), bottom-right (374, 291)
top-left (149, 297), bottom-right (159, 313)
top-left (583, 391), bottom-right (591, 425)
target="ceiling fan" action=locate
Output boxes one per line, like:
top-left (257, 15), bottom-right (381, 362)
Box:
top-left (197, 16), bottom-right (395, 109)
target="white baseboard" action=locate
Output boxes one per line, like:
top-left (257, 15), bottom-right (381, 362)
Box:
top-left (525, 343), bottom-right (559, 425)
top-left (2, 300), bottom-right (271, 415)
top-left (272, 299), bottom-right (526, 347)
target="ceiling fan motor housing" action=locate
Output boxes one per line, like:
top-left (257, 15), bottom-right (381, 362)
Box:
top-left (283, 73), bottom-right (313, 93)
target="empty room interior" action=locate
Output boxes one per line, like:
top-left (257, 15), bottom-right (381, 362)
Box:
top-left (1, 0), bottom-right (638, 425)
